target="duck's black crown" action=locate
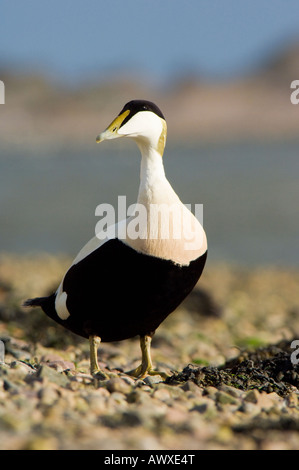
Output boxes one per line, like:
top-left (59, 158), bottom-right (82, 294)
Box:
top-left (118, 100), bottom-right (165, 129)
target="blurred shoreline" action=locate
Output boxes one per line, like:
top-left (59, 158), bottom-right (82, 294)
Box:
top-left (1, 42), bottom-right (299, 150)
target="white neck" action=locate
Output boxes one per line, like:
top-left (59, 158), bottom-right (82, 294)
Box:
top-left (137, 143), bottom-right (177, 206)
top-left (139, 146), bottom-right (164, 188)
top-left (125, 137), bottom-right (207, 266)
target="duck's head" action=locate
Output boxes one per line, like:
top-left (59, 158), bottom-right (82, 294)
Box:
top-left (96, 100), bottom-right (167, 156)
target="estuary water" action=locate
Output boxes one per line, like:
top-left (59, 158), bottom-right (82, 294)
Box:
top-left (1, 138), bottom-right (298, 267)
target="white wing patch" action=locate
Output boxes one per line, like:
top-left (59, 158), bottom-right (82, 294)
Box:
top-left (55, 289), bottom-right (70, 320)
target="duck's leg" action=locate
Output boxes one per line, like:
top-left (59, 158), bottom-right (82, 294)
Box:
top-left (89, 335), bottom-right (108, 379)
top-left (127, 334), bottom-right (169, 379)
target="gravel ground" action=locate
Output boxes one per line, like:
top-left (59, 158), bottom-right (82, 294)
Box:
top-left (1, 254), bottom-right (299, 450)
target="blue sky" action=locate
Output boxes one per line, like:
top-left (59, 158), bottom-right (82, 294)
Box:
top-left (1, 0), bottom-right (299, 84)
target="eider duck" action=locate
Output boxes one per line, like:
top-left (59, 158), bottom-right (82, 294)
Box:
top-left (24, 100), bottom-right (208, 379)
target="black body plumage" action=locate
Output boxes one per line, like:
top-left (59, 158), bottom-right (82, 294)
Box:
top-left (25, 239), bottom-right (207, 342)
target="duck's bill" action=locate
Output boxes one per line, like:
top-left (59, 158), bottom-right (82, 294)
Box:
top-left (96, 109), bottom-right (130, 143)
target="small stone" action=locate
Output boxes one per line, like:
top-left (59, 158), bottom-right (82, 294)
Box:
top-left (121, 410), bottom-right (143, 427)
top-left (105, 377), bottom-right (131, 394)
top-left (127, 389), bottom-right (149, 404)
top-left (142, 375), bottom-right (164, 386)
top-left (82, 390), bottom-right (108, 413)
top-left (259, 392), bottom-right (282, 410)
top-left (152, 387), bottom-right (171, 401)
top-left (109, 391), bottom-right (127, 405)
top-left (180, 380), bottom-right (200, 394)
top-left (286, 392), bottom-right (298, 408)
top-left (154, 383), bottom-right (185, 399)
top-left (71, 372), bottom-right (93, 384)
top-left (244, 389), bottom-right (260, 404)
top-left (218, 384), bottom-right (243, 398)
top-left (119, 375), bottom-right (136, 386)
top-left (215, 391), bottom-right (237, 405)
top-left (203, 386), bottom-right (218, 397)
top-left (38, 386), bottom-right (59, 406)
top-left (238, 401), bottom-right (257, 414)
top-left (36, 365), bottom-right (70, 387)
top-left (191, 403), bottom-right (208, 414)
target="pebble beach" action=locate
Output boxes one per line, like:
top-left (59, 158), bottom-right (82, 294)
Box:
top-left (1, 254), bottom-right (299, 450)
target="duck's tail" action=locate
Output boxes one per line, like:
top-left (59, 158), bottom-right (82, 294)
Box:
top-left (23, 296), bottom-right (49, 308)
top-left (23, 293), bottom-right (58, 322)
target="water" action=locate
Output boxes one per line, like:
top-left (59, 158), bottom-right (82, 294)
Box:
top-left (1, 139), bottom-right (299, 267)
